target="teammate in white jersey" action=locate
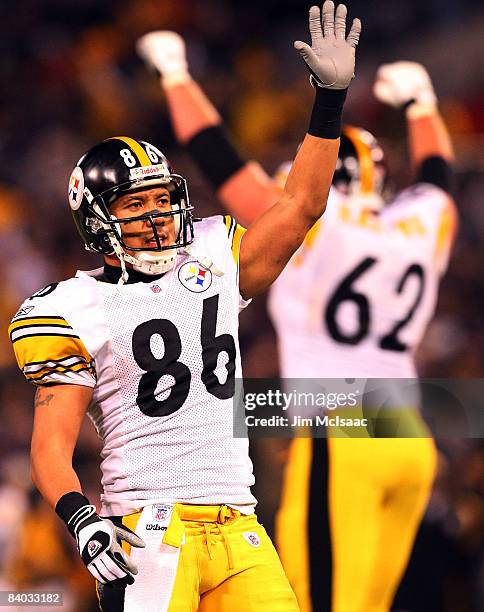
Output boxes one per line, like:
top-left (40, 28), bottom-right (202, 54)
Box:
top-left (138, 29), bottom-right (457, 612)
top-left (9, 3), bottom-right (362, 610)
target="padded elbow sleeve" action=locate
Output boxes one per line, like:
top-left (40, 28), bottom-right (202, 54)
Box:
top-left (185, 126), bottom-right (246, 190)
top-left (416, 156), bottom-right (454, 194)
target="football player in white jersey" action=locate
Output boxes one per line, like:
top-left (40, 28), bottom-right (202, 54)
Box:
top-left (138, 28), bottom-right (457, 612)
top-left (9, 3), bottom-right (362, 610)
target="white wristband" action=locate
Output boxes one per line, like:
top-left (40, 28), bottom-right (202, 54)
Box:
top-left (161, 72), bottom-right (192, 88)
top-left (406, 101), bottom-right (438, 120)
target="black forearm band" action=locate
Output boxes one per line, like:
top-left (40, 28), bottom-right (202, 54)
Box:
top-left (401, 98), bottom-right (417, 112)
top-left (185, 125), bottom-right (246, 190)
top-left (308, 87), bottom-right (348, 139)
top-left (416, 156), bottom-right (454, 194)
top-left (55, 491), bottom-right (91, 532)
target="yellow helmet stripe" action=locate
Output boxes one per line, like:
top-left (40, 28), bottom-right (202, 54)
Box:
top-left (343, 126), bottom-right (374, 194)
top-left (112, 136), bottom-right (151, 166)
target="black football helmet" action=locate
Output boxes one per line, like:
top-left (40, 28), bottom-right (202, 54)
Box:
top-left (274, 126), bottom-right (386, 208)
top-left (68, 136), bottom-right (194, 274)
top-left (333, 126), bottom-right (386, 197)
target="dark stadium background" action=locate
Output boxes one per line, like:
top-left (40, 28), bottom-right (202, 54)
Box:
top-left (0, 1), bottom-right (482, 610)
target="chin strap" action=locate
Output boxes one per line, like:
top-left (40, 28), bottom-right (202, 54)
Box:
top-left (104, 207), bottom-right (224, 284)
top-left (109, 238), bottom-right (130, 285)
top-left (118, 257), bottom-right (130, 285)
top-left (104, 214), bottom-right (224, 284)
top-left (109, 241), bottom-right (224, 286)
top-left (107, 230), bottom-right (175, 285)
top-left (128, 249), bottom-right (178, 275)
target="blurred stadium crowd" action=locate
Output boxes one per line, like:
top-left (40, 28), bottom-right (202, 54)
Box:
top-left (0, 1), bottom-right (482, 610)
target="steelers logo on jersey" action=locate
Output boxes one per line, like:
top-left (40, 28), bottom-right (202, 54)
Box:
top-left (178, 261), bottom-right (213, 293)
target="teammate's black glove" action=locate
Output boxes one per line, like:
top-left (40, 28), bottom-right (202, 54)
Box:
top-left (56, 492), bottom-right (145, 585)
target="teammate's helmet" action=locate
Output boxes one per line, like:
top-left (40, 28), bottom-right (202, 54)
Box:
top-left (333, 126), bottom-right (386, 197)
top-left (274, 126), bottom-right (386, 208)
top-left (68, 136), bottom-right (194, 275)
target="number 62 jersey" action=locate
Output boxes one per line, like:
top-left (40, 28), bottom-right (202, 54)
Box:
top-left (9, 215), bottom-right (256, 516)
top-left (269, 184), bottom-right (457, 379)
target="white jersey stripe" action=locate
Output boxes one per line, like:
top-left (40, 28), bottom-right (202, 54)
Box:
top-left (10, 328), bottom-right (80, 343)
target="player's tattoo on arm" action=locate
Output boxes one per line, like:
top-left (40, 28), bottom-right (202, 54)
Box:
top-left (34, 388), bottom-right (54, 408)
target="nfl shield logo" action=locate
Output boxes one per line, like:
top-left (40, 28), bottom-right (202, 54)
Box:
top-left (152, 504), bottom-right (172, 522)
top-left (243, 531), bottom-right (261, 548)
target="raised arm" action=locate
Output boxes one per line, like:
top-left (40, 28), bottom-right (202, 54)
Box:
top-left (238, 1), bottom-right (360, 297)
top-left (373, 61), bottom-right (454, 193)
top-left (137, 32), bottom-right (278, 226)
top-left (374, 61), bottom-right (458, 271)
top-left (140, 1), bottom-right (360, 298)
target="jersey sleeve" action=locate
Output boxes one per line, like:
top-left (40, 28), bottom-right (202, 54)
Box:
top-left (222, 215), bottom-right (251, 311)
top-left (432, 193), bottom-right (458, 274)
top-left (223, 215), bottom-right (246, 265)
top-left (385, 183), bottom-right (458, 275)
top-left (8, 300), bottom-right (97, 388)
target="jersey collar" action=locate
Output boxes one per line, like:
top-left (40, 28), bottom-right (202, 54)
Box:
top-left (99, 263), bottom-right (165, 284)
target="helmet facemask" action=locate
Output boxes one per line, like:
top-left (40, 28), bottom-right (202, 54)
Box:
top-left (89, 173), bottom-right (194, 278)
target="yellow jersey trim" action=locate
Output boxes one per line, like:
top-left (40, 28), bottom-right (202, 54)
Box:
top-left (231, 224), bottom-right (246, 264)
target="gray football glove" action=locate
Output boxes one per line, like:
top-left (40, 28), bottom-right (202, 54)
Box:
top-left (70, 504), bottom-right (145, 586)
top-left (294, 0), bottom-right (361, 89)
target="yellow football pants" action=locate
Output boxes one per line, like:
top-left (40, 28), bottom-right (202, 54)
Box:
top-left (98, 504), bottom-right (299, 611)
top-left (276, 436), bottom-right (437, 612)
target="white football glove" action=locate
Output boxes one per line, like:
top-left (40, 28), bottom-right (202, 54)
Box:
top-left (373, 61), bottom-right (437, 109)
top-left (294, 1), bottom-right (361, 90)
top-left (137, 31), bottom-right (190, 87)
top-left (70, 504), bottom-right (145, 585)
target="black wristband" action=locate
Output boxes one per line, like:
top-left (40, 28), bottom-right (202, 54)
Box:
top-left (55, 491), bottom-right (91, 534)
top-left (308, 87), bottom-right (348, 139)
top-left (186, 125), bottom-right (246, 190)
top-left (401, 98), bottom-right (417, 112)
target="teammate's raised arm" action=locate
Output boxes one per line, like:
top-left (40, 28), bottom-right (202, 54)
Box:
top-left (373, 61), bottom-right (454, 192)
top-left (237, 1), bottom-right (361, 297)
top-left (137, 31), bottom-right (279, 225)
top-left (137, 31), bottom-right (220, 143)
